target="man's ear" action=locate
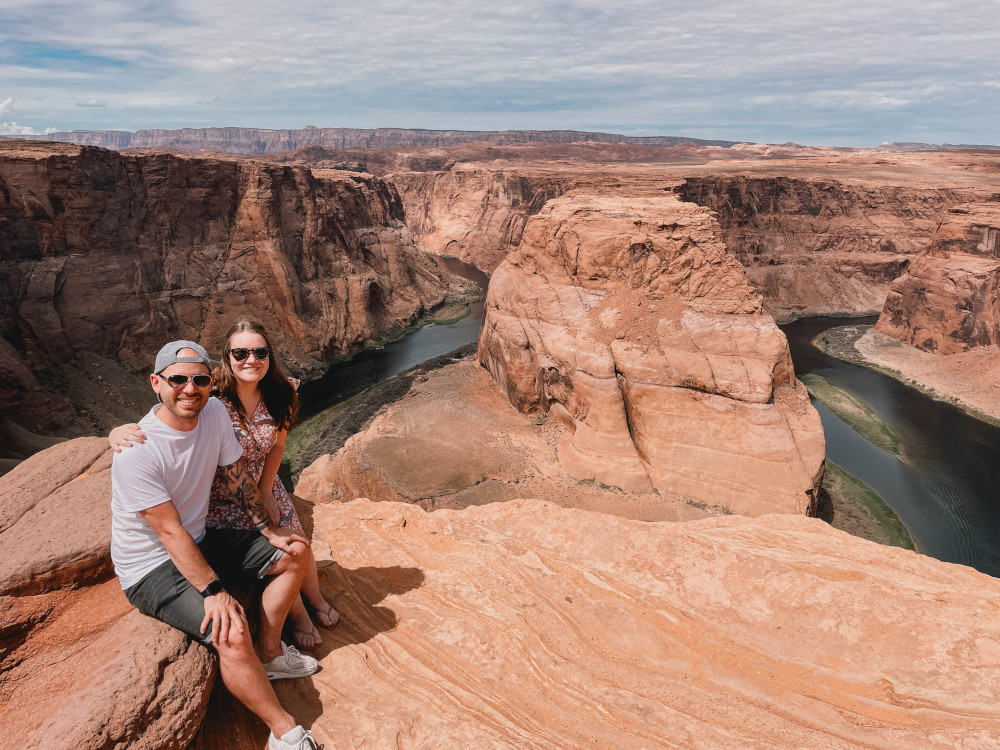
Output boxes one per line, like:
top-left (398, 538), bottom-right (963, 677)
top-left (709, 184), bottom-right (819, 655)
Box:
top-left (149, 374), bottom-right (163, 403)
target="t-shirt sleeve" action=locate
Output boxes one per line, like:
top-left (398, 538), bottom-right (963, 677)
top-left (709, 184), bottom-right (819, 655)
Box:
top-left (289, 376), bottom-right (300, 392)
top-left (213, 398), bottom-right (244, 467)
top-left (112, 447), bottom-right (172, 512)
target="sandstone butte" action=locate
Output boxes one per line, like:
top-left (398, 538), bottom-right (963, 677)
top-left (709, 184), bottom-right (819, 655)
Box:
top-left (8, 439), bottom-right (1000, 749)
top-left (477, 193), bottom-right (824, 515)
top-left (0, 140), bottom-right (451, 451)
top-left (300, 191), bottom-right (823, 518)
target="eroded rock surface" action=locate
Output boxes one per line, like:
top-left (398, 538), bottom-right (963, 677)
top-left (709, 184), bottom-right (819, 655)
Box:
top-left (0, 140), bottom-right (449, 444)
top-left (877, 202), bottom-right (1000, 353)
top-left (296, 360), bottom-right (715, 522)
top-left (391, 167), bottom-right (572, 272)
top-left (676, 174), bottom-right (981, 321)
top-left (0, 438), bottom-right (214, 749)
top-left (478, 194), bottom-right (824, 515)
top-left (213, 497), bottom-right (1000, 750)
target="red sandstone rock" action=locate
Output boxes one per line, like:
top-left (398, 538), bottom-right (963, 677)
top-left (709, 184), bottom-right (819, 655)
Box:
top-left (478, 194), bottom-right (824, 515)
top-left (390, 167), bottom-right (571, 272)
top-left (675, 174), bottom-right (976, 321)
top-left (0, 140), bottom-right (450, 441)
top-left (385, 151), bottom-right (999, 322)
top-left (296, 360), bottom-right (715, 522)
top-left (877, 202), bottom-right (1000, 353)
top-left (0, 438), bottom-right (214, 749)
top-left (212, 496), bottom-right (1000, 749)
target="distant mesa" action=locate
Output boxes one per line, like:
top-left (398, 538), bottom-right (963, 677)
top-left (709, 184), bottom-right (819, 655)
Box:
top-left (7, 126), bottom-right (738, 154)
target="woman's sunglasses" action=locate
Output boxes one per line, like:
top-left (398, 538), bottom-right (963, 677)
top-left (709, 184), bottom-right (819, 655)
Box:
top-left (161, 374), bottom-right (213, 389)
top-left (229, 347), bottom-right (270, 362)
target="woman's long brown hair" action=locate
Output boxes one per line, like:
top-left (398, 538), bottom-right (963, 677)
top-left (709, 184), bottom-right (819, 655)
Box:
top-left (213, 319), bottom-right (298, 431)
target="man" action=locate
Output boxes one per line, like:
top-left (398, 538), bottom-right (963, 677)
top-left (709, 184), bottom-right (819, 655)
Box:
top-left (111, 340), bottom-right (322, 750)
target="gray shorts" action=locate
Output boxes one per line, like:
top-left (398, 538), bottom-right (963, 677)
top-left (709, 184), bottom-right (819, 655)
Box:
top-left (124, 528), bottom-right (283, 646)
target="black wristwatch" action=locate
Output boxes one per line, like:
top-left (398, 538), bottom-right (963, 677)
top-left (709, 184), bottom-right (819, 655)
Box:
top-left (200, 579), bottom-right (223, 598)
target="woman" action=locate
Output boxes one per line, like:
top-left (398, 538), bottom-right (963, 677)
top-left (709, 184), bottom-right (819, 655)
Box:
top-left (111, 319), bottom-right (338, 649)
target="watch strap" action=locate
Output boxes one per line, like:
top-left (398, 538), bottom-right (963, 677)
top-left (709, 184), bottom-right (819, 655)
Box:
top-left (200, 579), bottom-right (223, 598)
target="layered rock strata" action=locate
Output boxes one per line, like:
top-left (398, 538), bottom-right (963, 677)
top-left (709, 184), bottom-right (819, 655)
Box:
top-left (201, 496), bottom-right (1000, 749)
top-left (390, 167), bottom-right (572, 272)
top-left (877, 202), bottom-right (1000, 353)
top-left (0, 438), bottom-right (214, 749)
top-left (478, 194), bottom-right (824, 516)
top-left (0, 140), bottom-right (449, 443)
top-left (676, 175), bottom-right (980, 320)
top-left (10, 127), bottom-right (736, 153)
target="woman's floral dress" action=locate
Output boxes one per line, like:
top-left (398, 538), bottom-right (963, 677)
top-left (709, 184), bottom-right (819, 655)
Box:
top-left (205, 379), bottom-right (302, 532)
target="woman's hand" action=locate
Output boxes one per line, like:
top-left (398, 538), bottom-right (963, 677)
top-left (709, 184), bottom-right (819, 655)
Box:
top-left (260, 487), bottom-right (282, 526)
top-left (109, 424), bottom-right (145, 452)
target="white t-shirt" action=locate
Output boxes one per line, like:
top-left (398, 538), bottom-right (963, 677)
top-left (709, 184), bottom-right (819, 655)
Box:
top-left (111, 397), bottom-right (244, 589)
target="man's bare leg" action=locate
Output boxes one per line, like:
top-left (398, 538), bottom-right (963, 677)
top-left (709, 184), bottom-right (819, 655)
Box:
top-left (256, 541), bottom-right (309, 661)
top-left (217, 625), bottom-right (297, 737)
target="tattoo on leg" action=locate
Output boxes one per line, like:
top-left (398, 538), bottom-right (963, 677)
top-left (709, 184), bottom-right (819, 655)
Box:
top-left (221, 459), bottom-right (267, 526)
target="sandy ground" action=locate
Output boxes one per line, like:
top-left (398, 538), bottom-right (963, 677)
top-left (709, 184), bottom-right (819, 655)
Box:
top-left (819, 325), bottom-right (1000, 425)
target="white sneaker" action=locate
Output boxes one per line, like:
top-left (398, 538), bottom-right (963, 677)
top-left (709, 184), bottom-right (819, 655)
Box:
top-left (261, 642), bottom-right (319, 681)
top-left (267, 726), bottom-right (323, 749)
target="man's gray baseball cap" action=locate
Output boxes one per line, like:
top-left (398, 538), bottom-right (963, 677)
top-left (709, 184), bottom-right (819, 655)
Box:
top-left (154, 340), bottom-right (219, 374)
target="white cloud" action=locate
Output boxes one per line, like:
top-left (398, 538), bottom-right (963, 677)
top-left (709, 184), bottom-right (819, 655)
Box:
top-left (0, 97), bottom-right (12, 115)
top-left (1, 0), bottom-right (998, 144)
top-left (0, 121), bottom-right (40, 135)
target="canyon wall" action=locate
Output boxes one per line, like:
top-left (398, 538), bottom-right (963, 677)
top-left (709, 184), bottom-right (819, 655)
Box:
top-left (876, 201), bottom-right (1000, 353)
top-left (676, 175), bottom-right (982, 321)
top-left (10, 127), bottom-right (736, 154)
top-left (478, 193), bottom-right (824, 516)
top-left (0, 141), bottom-right (448, 444)
top-left (390, 167), bottom-right (573, 272)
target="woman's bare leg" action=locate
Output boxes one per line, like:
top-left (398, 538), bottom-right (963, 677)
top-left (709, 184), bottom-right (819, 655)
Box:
top-left (302, 554), bottom-right (339, 628)
top-left (288, 594), bottom-right (322, 649)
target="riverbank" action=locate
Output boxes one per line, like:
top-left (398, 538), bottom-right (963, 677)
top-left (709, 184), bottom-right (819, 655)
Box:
top-left (817, 462), bottom-right (915, 551)
top-left (814, 325), bottom-right (1000, 427)
top-left (284, 343), bottom-right (479, 484)
top-left (800, 374), bottom-right (900, 454)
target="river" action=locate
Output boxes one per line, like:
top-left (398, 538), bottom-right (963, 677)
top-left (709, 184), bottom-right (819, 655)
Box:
top-left (301, 262), bottom-right (1000, 577)
top-left (297, 256), bottom-right (489, 420)
top-left (783, 316), bottom-right (1000, 577)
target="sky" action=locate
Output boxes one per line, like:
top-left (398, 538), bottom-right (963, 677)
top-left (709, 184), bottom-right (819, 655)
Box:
top-left (1, 0), bottom-right (998, 147)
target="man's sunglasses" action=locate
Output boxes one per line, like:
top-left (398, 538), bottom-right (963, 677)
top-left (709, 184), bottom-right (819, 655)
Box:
top-left (160, 374), bottom-right (213, 389)
top-left (229, 347), bottom-right (270, 362)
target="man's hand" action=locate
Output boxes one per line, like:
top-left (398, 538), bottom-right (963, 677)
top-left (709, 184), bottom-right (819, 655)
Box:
top-left (262, 524), bottom-right (310, 552)
top-left (200, 589), bottom-right (246, 646)
top-left (260, 487), bottom-right (282, 526)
